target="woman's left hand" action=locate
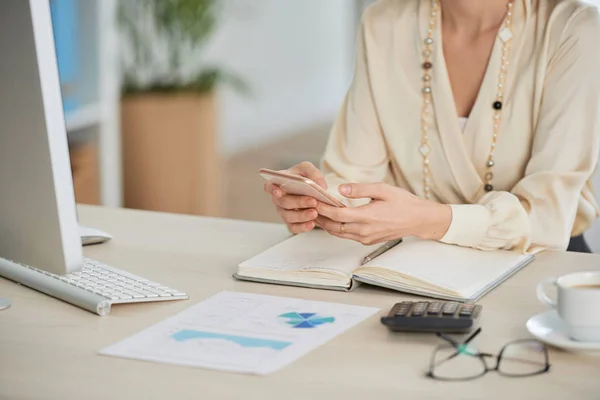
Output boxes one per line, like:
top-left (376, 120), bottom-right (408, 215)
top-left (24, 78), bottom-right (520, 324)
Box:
top-left (316, 183), bottom-right (452, 245)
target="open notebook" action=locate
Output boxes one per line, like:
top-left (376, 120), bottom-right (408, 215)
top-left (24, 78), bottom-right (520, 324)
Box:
top-left (235, 230), bottom-right (535, 302)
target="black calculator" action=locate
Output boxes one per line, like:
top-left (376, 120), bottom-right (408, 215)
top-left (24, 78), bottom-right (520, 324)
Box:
top-left (381, 301), bottom-right (482, 333)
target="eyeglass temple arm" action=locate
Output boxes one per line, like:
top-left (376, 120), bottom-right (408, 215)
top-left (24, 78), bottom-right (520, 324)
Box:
top-left (436, 327), bottom-right (482, 348)
top-left (464, 327), bottom-right (482, 344)
top-left (436, 333), bottom-right (460, 347)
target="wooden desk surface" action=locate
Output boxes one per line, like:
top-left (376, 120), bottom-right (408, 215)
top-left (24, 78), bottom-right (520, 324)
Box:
top-left (1, 206), bottom-right (599, 400)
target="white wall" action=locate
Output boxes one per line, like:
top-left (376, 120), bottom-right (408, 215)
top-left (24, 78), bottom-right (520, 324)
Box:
top-left (201, 0), bottom-right (356, 155)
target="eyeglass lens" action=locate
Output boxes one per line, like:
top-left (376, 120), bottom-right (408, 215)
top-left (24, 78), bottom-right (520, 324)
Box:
top-left (498, 340), bottom-right (548, 377)
top-left (431, 344), bottom-right (486, 380)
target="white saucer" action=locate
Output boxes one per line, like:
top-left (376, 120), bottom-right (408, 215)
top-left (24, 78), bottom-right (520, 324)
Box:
top-left (526, 310), bottom-right (600, 351)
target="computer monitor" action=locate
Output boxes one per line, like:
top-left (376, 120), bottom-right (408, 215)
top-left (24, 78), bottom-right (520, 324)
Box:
top-left (0, 0), bottom-right (83, 276)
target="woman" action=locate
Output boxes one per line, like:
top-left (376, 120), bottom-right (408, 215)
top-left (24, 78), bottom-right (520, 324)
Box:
top-left (265, 0), bottom-right (600, 254)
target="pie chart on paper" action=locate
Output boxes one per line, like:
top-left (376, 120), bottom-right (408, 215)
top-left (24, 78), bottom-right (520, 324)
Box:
top-left (279, 312), bottom-right (336, 329)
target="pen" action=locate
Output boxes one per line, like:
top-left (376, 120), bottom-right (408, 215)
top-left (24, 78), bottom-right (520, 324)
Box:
top-left (360, 239), bottom-right (403, 266)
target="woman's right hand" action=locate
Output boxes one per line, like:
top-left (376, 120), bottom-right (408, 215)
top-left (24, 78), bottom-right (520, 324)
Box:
top-left (264, 162), bottom-right (328, 234)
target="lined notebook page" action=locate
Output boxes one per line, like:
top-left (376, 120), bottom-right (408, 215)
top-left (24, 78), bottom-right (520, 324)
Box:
top-left (364, 237), bottom-right (532, 295)
top-left (239, 230), bottom-right (376, 276)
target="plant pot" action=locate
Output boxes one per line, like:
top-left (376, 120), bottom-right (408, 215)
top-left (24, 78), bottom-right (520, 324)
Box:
top-left (121, 92), bottom-right (222, 217)
top-left (69, 143), bottom-right (100, 205)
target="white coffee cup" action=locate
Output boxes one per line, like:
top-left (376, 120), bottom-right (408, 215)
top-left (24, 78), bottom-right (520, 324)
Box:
top-left (537, 271), bottom-right (600, 342)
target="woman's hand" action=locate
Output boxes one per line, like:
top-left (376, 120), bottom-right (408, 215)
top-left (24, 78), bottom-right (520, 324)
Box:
top-left (264, 162), bottom-right (328, 234)
top-left (316, 183), bottom-right (452, 245)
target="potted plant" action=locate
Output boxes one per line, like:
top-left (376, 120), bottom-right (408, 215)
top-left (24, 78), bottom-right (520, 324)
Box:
top-left (118, 0), bottom-right (246, 217)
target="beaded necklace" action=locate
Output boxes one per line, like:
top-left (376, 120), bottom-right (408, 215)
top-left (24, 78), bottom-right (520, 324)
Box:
top-left (419, 0), bottom-right (515, 199)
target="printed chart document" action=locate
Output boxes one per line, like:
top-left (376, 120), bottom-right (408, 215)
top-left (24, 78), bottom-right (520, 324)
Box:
top-left (100, 291), bottom-right (379, 375)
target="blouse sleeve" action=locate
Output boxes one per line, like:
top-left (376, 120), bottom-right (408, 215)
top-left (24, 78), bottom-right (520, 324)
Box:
top-left (320, 10), bottom-right (391, 207)
top-left (441, 7), bottom-right (600, 253)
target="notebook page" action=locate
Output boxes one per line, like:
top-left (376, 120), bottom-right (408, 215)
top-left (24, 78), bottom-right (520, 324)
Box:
top-left (239, 230), bottom-right (377, 276)
top-left (362, 237), bottom-right (532, 296)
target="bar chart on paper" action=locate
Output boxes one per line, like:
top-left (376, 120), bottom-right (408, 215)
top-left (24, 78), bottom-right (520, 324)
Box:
top-left (100, 292), bottom-right (379, 375)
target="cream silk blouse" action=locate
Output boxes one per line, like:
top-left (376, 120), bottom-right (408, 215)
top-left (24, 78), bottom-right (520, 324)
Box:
top-left (320, 0), bottom-right (600, 253)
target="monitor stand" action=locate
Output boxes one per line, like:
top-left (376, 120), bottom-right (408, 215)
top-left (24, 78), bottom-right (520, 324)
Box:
top-left (0, 298), bottom-right (10, 311)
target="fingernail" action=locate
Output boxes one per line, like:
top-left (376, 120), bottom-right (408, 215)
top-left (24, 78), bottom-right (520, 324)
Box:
top-left (310, 210), bottom-right (318, 218)
top-left (274, 189), bottom-right (282, 198)
top-left (340, 185), bottom-right (351, 196)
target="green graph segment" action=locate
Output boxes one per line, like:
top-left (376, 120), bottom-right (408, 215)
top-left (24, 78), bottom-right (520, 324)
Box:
top-left (308, 317), bottom-right (335, 325)
top-left (278, 313), bottom-right (336, 329)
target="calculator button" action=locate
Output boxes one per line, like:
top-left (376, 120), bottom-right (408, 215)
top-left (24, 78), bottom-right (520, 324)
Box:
top-left (442, 302), bottom-right (459, 315)
top-left (426, 302), bottom-right (443, 315)
top-left (410, 302), bottom-right (428, 317)
top-left (411, 309), bottom-right (425, 317)
top-left (410, 301), bottom-right (429, 317)
top-left (393, 302), bottom-right (413, 316)
top-left (459, 304), bottom-right (475, 316)
top-left (394, 307), bottom-right (411, 317)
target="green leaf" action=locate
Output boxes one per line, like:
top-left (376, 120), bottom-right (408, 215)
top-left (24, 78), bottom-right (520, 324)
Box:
top-left (117, 0), bottom-right (248, 95)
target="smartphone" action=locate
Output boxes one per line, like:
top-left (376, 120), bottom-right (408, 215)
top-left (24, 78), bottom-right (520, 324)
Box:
top-left (259, 168), bottom-right (345, 207)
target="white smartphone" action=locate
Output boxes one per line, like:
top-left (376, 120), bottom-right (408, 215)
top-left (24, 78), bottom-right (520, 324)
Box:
top-left (259, 168), bottom-right (345, 208)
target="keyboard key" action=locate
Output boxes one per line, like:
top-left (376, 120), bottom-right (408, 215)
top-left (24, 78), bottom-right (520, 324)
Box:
top-left (139, 291), bottom-right (159, 298)
top-left (120, 284), bottom-right (135, 291)
top-left (144, 287), bottom-right (165, 295)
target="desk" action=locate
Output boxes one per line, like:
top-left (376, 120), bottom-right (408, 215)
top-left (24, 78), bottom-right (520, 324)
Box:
top-left (1, 206), bottom-right (599, 400)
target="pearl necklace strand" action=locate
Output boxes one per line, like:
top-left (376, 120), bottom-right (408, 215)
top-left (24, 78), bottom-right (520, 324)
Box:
top-left (420, 0), bottom-right (515, 200)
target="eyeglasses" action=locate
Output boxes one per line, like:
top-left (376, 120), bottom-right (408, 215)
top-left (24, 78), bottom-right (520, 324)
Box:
top-left (426, 328), bottom-right (551, 381)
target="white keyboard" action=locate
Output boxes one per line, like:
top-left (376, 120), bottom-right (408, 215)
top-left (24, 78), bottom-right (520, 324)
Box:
top-left (52, 259), bottom-right (187, 303)
top-left (0, 257), bottom-right (188, 316)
